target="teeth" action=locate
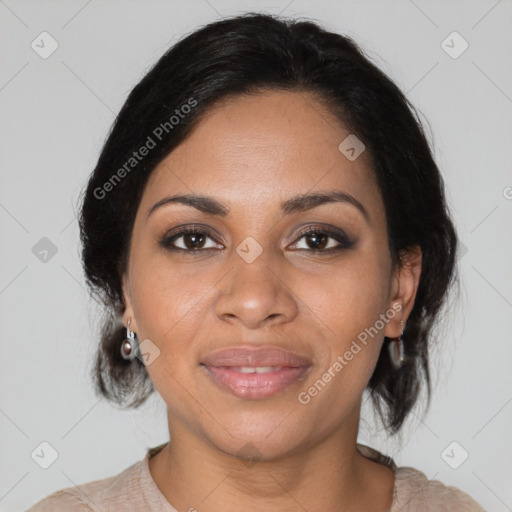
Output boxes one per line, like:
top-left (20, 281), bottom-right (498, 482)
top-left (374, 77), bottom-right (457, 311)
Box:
top-left (235, 366), bottom-right (283, 374)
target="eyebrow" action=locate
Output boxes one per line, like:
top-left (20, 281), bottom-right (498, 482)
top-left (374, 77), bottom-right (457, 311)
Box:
top-left (147, 190), bottom-right (369, 221)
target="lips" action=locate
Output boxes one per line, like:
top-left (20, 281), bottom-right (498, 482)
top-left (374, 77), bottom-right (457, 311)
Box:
top-left (202, 346), bottom-right (311, 368)
top-left (201, 346), bottom-right (312, 400)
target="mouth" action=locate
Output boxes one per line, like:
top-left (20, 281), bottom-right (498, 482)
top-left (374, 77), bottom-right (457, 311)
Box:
top-left (200, 346), bottom-right (312, 400)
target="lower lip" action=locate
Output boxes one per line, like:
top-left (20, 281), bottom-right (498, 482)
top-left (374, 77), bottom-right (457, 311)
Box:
top-left (202, 365), bottom-right (311, 399)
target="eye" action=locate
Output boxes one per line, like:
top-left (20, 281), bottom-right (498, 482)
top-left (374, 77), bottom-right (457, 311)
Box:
top-left (159, 226), bottom-right (223, 252)
top-left (159, 224), bottom-right (354, 255)
top-left (290, 226), bottom-right (354, 253)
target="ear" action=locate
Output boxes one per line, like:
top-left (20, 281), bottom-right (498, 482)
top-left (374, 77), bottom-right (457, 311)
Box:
top-left (384, 245), bottom-right (422, 339)
top-left (121, 272), bottom-right (137, 332)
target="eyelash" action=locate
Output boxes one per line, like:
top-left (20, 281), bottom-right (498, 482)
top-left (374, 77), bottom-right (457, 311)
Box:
top-left (158, 225), bottom-right (354, 255)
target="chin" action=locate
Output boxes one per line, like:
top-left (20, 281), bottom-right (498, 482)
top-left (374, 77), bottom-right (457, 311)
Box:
top-left (197, 408), bottom-right (315, 463)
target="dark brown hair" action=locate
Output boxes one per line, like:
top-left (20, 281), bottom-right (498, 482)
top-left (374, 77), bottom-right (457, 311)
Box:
top-left (79, 13), bottom-right (459, 434)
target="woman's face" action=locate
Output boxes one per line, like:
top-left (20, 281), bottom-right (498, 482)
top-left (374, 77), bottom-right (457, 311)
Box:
top-left (122, 90), bottom-right (419, 460)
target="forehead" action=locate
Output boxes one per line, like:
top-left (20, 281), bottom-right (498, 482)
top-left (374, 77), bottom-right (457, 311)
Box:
top-left (141, 90), bottom-right (383, 220)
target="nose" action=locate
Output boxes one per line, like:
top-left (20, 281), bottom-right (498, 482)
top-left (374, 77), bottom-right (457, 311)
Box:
top-left (214, 248), bottom-right (299, 330)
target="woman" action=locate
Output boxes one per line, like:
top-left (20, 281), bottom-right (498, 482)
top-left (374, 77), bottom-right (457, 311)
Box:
top-left (27, 12), bottom-right (486, 512)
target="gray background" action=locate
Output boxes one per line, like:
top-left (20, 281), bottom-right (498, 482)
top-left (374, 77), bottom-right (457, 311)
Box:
top-left (1, 0), bottom-right (511, 510)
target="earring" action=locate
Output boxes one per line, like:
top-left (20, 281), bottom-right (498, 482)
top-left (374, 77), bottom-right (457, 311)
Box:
top-left (121, 319), bottom-right (138, 360)
top-left (388, 319), bottom-right (405, 369)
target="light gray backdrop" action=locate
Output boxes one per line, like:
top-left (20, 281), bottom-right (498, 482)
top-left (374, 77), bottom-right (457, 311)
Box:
top-left (1, 1), bottom-right (511, 510)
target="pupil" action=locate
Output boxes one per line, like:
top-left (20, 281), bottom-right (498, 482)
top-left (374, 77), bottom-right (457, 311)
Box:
top-left (185, 233), bottom-right (204, 249)
top-left (308, 232), bottom-right (327, 249)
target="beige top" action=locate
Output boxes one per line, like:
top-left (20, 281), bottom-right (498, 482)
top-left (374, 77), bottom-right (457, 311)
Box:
top-left (26, 443), bottom-right (486, 511)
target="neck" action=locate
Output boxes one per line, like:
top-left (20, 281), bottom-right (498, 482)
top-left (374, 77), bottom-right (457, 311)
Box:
top-left (148, 407), bottom-right (395, 512)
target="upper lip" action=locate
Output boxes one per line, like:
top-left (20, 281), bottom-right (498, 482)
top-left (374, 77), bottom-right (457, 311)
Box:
top-left (201, 346), bottom-right (312, 368)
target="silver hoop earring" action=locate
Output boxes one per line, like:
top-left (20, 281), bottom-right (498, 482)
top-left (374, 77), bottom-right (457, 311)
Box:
top-left (121, 319), bottom-right (138, 360)
top-left (388, 319), bottom-right (405, 369)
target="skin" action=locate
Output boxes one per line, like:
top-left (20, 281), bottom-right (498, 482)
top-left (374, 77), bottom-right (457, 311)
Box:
top-left (122, 90), bottom-right (422, 512)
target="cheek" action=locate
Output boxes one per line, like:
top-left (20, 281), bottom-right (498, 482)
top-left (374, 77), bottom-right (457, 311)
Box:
top-left (297, 250), bottom-right (390, 343)
top-left (127, 251), bottom-right (239, 404)
top-left (128, 263), bottom-right (208, 411)
top-left (130, 245), bottom-right (211, 326)
top-left (291, 250), bottom-right (390, 398)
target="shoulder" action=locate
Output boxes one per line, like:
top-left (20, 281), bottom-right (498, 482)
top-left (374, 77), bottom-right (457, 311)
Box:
top-left (392, 466), bottom-right (487, 511)
top-left (25, 488), bottom-right (97, 512)
top-left (25, 459), bottom-right (144, 511)
top-left (356, 444), bottom-right (486, 512)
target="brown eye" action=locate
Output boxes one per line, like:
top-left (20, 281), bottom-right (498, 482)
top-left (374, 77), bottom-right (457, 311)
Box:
top-left (182, 232), bottom-right (206, 249)
top-left (159, 227), bottom-right (223, 252)
top-left (291, 226), bottom-right (354, 253)
top-left (304, 231), bottom-right (329, 250)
